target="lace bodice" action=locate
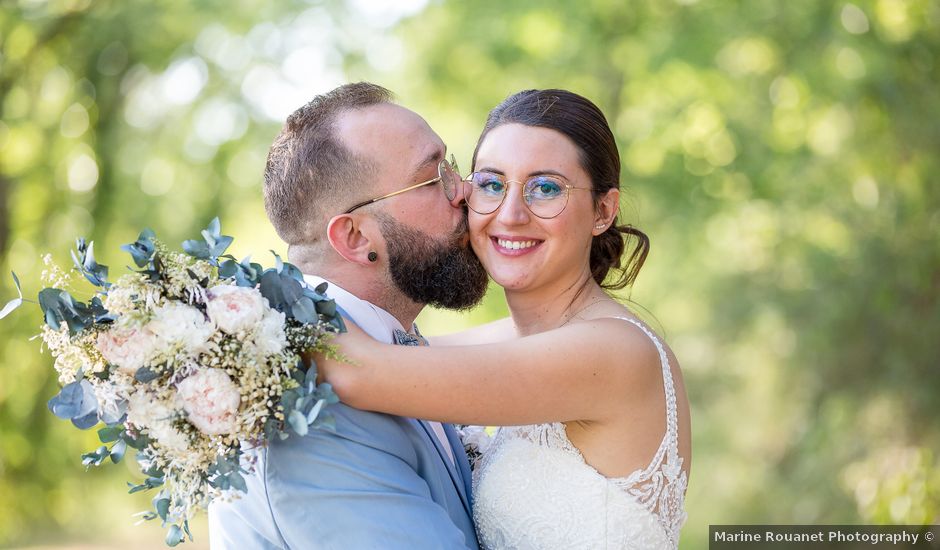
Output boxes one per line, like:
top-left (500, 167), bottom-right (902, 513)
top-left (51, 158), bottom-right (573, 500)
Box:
top-left (471, 318), bottom-right (688, 549)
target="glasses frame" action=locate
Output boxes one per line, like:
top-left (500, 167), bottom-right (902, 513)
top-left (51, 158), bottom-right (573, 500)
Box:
top-left (344, 155), bottom-right (461, 214)
top-left (464, 171), bottom-right (594, 219)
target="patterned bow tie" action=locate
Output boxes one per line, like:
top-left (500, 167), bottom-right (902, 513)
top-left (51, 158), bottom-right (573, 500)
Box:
top-left (393, 324), bottom-right (428, 346)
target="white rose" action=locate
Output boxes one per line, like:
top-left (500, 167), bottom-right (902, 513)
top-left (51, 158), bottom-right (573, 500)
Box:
top-left (149, 302), bottom-right (214, 354)
top-left (97, 324), bottom-right (159, 374)
top-left (176, 368), bottom-right (241, 435)
top-left (126, 388), bottom-right (189, 451)
top-left (206, 285), bottom-right (267, 334)
top-left (253, 308), bottom-right (288, 357)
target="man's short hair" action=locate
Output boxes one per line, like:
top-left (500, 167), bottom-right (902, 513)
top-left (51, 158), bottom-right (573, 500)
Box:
top-left (263, 82), bottom-right (394, 246)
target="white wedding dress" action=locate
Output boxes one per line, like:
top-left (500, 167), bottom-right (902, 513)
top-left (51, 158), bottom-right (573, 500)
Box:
top-left (471, 318), bottom-right (688, 549)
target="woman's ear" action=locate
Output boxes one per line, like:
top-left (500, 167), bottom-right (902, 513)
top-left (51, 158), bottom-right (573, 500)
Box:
top-left (326, 214), bottom-right (381, 265)
top-left (592, 188), bottom-right (620, 235)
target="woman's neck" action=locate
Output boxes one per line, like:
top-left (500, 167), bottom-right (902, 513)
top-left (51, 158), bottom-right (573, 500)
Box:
top-left (504, 269), bottom-right (607, 336)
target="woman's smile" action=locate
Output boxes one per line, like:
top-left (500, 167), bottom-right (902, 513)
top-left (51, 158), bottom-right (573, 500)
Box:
top-left (490, 234), bottom-right (545, 256)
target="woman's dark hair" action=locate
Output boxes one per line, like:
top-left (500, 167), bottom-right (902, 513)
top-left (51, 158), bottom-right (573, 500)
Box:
top-left (471, 89), bottom-right (649, 290)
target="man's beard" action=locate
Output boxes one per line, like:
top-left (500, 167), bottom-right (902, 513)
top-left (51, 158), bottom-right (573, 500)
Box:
top-left (378, 213), bottom-right (489, 310)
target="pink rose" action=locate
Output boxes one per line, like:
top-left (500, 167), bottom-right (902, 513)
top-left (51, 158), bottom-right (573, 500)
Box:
top-left (206, 285), bottom-right (266, 334)
top-left (97, 325), bottom-right (158, 374)
top-left (176, 368), bottom-right (241, 435)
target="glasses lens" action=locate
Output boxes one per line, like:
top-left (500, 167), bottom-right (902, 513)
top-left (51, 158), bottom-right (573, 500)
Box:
top-left (524, 176), bottom-right (568, 218)
top-left (467, 172), bottom-right (505, 214)
top-left (437, 155), bottom-right (462, 201)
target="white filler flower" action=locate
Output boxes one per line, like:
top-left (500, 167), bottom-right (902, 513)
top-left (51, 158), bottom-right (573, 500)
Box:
top-left (126, 388), bottom-right (190, 451)
top-left (206, 285), bottom-right (266, 334)
top-left (176, 368), bottom-right (241, 435)
top-left (253, 308), bottom-right (288, 356)
top-left (149, 302), bottom-right (213, 353)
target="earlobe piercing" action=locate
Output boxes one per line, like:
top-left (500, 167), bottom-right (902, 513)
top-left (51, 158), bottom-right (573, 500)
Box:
top-left (594, 223), bottom-right (606, 229)
top-left (368, 251), bottom-right (378, 262)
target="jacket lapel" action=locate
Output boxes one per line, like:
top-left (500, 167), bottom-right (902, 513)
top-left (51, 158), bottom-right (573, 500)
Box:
top-left (413, 418), bottom-right (472, 517)
top-left (443, 423), bottom-right (474, 508)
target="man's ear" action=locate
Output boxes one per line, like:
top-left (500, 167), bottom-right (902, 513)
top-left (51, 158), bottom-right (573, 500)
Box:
top-left (326, 214), bottom-right (381, 265)
top-left (593, 188), bottom-right (621, 235)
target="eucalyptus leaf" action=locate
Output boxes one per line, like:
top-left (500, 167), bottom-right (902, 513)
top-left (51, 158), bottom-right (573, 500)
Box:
top-left (282, 261), bottom-right (304, 281)
top-left (166, 524), bottom-right (184, 547)
top-left (218, 259), bottom-right (238, 279)
top-left (304, 362), bottom-right (318, 388)
top-left (72, 410), bottom-right (99, 429)
top-left (315, 282), bottom-right (329, 295)
top-left (135, 366), bottom-right (160, 383)
top-left (315, 299), bottom-right (337, 318)
top-left (154, 497), bottom-right (171, 522)
top-left (121, 229), bottom-right (157, 267)
top-left (292, 297), bottom-right (317, 324)
top-left (288, 409), bottom-right (308, 437)
top-left (109, 439), bottom-right (127, 463)
top-left (182, 239), bottom-right (211, 259)
top-left (82, 445), bottom-right (109, 467)
top-left (11, 271), bottom-right (22, 297)
top-left (98, 425), bottom-right (124, 443)
top-left (206, 217), bottom-right (221, 238)
top-left (306, 399), bottom-right (326, 424)
top-left (48, 380), bottom-right (87, 419)
top-left (228, 471), bottom-right (247, 493)
top-left (211, 235), bottom-right (233, 257)
top-left (259, 271), bottom-right (286, 310)
top-left (0, 298), bottom-right (23, 320)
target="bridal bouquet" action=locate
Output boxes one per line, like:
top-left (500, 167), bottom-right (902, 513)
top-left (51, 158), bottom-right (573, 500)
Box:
top-left (1, 219), bottom-right (343, 546)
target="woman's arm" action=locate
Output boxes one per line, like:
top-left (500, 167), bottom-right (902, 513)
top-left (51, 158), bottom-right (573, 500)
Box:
top-left (320, 318), bottom-right (661, 426)
top-left (426, 316), bottom-right (516, 346)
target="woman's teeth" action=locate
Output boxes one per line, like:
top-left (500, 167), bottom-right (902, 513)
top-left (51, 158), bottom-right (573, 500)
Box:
top-left (497, 239), bottom-right (538, 250)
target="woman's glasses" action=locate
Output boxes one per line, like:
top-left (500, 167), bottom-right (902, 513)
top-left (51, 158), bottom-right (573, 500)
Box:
top-left (464, 171), bottom-right (592, 219)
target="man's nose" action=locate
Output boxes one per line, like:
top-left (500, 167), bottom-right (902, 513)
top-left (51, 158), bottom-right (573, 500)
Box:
top-left (448, 179), bottom-right (468, 209)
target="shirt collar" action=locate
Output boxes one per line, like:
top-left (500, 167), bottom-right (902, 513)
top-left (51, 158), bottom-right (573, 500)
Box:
top-left (302, 274), bottom-right (406, 344)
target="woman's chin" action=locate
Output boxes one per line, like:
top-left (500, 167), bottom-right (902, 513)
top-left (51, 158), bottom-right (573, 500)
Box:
top-left (487, 270), bottom-right (533, 292)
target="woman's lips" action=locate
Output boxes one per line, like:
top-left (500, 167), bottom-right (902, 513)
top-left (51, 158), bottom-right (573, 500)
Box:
top-left (491, 236), bottom-right (544, 256)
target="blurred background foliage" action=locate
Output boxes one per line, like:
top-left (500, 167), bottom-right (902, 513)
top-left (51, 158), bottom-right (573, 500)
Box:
top-left (1, 0), bottom-right (938, 548)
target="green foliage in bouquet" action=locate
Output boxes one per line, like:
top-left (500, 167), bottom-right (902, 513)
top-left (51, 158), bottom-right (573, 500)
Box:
top-left (1, 218), bottom-right (345, 546)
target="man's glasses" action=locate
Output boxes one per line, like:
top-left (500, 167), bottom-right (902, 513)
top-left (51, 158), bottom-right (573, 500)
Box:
top-left (344, 155), bottom-right (462, 214)
top-left (464, 171), bottom-right (593, 219)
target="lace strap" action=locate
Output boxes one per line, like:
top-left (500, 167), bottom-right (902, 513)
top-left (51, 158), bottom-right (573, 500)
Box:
top-left (606, 317), bottom-right (679, 452)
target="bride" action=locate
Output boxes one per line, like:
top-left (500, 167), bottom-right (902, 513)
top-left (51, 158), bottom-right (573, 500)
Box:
top-left (319, 89), bottom-right (691, 549)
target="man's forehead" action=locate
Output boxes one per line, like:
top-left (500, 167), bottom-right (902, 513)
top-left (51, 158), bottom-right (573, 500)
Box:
top-left (336, 103), bottom-right (444, 172)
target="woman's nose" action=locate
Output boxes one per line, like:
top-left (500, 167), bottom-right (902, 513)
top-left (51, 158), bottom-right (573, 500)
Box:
top-left (496, 183), bottom-right (531, 225)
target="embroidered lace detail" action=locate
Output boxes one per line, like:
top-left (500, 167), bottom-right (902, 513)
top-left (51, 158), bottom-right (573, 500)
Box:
top-left (472, 317), bottom-right (688, 549)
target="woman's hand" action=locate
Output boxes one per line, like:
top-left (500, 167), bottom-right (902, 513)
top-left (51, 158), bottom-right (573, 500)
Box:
top-left (310, 320), bottom-right (375, 403)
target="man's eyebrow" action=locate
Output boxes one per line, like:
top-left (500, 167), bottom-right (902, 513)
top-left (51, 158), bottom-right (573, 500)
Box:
top-left (409, 147), bottom-right (444, 182)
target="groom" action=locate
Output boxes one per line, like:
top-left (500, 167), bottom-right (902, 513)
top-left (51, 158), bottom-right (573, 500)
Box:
top-left (208, 83), bottom-right (488, 549)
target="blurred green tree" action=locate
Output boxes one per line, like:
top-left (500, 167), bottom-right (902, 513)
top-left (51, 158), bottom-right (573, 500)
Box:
top-left (1, 0), bottom-right (938, 548)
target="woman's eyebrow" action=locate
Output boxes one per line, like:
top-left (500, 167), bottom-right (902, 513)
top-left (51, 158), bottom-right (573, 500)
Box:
top-left (475, 167), bottom-right (568, 179)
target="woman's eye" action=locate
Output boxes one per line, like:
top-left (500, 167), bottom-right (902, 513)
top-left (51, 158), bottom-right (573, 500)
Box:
top-left (528, 178), bottom-right (563, 199)
top-left (479, 178), bottom-right (505, 194)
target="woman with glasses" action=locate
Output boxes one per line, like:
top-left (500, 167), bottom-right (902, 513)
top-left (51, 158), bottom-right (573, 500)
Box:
top-left (319, 89), bottom-right (690, 549)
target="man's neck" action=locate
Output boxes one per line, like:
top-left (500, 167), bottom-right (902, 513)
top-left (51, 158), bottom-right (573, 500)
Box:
top-left (297, 260), bottom-right (422, 330)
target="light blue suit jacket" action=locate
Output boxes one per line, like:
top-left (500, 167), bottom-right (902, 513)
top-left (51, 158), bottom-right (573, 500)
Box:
top-left (208, 280), bottom-right (479, 549)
